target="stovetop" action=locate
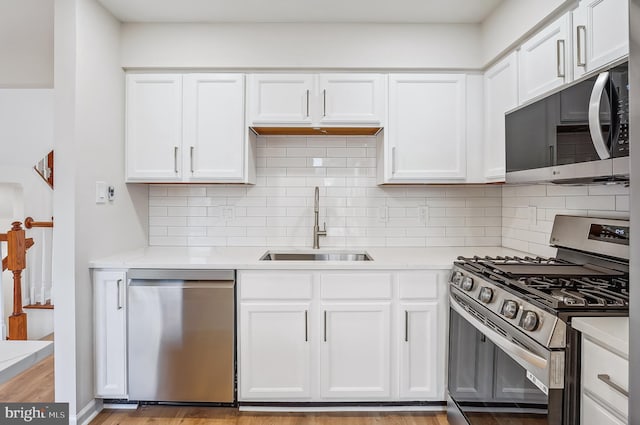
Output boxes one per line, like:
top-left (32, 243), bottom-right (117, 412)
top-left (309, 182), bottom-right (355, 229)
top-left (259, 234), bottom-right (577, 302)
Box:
top-left (454, 255), bottom-right (629, 311)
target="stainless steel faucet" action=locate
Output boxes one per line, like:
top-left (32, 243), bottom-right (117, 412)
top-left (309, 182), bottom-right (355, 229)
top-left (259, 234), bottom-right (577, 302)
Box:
top-left (313, 186), bottom-right (327, 249)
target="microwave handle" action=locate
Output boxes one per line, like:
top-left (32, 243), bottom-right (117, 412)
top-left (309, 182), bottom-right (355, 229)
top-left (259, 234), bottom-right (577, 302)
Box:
top-left (449, 294), bottom-right (548, 371)
top-left (588, 71), bottom-right (612, 160)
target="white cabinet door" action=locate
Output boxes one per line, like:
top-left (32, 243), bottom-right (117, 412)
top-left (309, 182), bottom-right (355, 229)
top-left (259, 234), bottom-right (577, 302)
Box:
top-left (483, 52), bottom-right (519, 182)
top-left (318, 74), bottom-right (385, 124)
top-left (582, 393), bottom-right (627, 425)
top-left (239, 303), bottom-right (312, 400)
top-left (249, 74), bottom-right (314, 124)
top-left (126, 74), bottom-right (183, 182)
top-left (398, 302), bottom-right (439, 400)
top-left (94, 270), bottom-right (127, 398)
top-left (519, 14), bottom-right (571, 103)
top-left (573, 0), bottom-right (629, 79)
top-left (386, 74), bottom-right (467, 182)
top-left (320, 303), bottom-right (391, 400)
top-left (183, 74), bottom-right (245, 182)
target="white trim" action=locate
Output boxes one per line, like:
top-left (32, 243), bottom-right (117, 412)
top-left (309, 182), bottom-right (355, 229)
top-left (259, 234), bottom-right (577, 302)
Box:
top-left (239, 405), bottom-right (446, 413)
top-left (77, 399), bottom-right (102, 425)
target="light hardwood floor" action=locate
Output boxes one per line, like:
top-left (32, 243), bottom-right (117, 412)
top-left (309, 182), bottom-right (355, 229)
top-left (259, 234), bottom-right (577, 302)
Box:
top-left (0, 354), bottom-right (54, 402)
top-left (91, 406), bottom-right (449, 425)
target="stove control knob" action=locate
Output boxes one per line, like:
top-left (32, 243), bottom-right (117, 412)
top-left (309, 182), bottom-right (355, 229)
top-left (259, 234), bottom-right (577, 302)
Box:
top-left (478, 287), bottom-right (493, 304)
top-left (450, 271), bottom-right (463, 285)
top-left (522, 311), bottom-right (539, 331)
top-left (501, 300), bottom-right (519, 319)
top-left (461, 276), bottom-right (474, 292)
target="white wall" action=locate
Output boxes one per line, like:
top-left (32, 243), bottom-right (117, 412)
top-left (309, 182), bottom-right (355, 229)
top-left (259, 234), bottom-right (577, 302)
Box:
top-left (54, 0), bottom-right (148, 421)
top-left (481, 0), bottom-right (574, 66)
top-left (0, 0), bottom-right (54, 88)
top-left (121, 23), bottom-right (483, 70)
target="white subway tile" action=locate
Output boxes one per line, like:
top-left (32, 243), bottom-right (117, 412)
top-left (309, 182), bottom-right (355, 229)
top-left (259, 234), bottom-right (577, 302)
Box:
top-left (346, 158), bottom-right (376, 168)
top-left (149, 207), bottom-right (168, 217)
top-left (545, 185), bottom-right (589, 196)
top-left (307, 136), bottom-right (346, 147)
top-left (267, 157), bottom-right (307, 168)
top-left (167, 186), bottom-right (207, 197)
top-left (308, 157), bottom-right (347, 168)
top-left (426, 237), bottom-right (465, 247)
top-left (187, 236), bottom-right (227, 246)
top-left (266, 136), bottom-right (307, 147)
top-left (149, 226), bottom-right (168, 236)
top-left (149, 216), bottom-right (187, 226)
top-left (616, 195), bottom-right (630, 211)
top-left (446, 227), bottom-right (485, 237)
top-left (588, 183), bottom-right (629, 196)
top-left (565, 196), bottom-right (616, 210)
top-left (287, 167), bottom-right (327, 177)
top-left (246, 207), bottom-right (287, 217)
top-left (257, 167), bottom-right (287, 177)
top-left (149, 186), bottom-right (168, 196)
top-left (149, 197), bottom-right (188, 207)
top-left (168, 227), bottom-right (206, 237)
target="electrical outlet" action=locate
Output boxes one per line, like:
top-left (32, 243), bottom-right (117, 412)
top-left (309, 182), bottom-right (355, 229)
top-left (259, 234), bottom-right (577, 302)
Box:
top-left (378, 205), bottom-right (388, 223)
top-left (528, 206), bottom-right (537, 226)
top-left (419, 206), bottom-right (429, 225)
top-left (223, 207), bottom-right (234, 221)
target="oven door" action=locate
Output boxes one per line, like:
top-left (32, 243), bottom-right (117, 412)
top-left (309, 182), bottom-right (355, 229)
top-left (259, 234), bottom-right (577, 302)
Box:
top-left (448, 291), bottom-right (564, 425)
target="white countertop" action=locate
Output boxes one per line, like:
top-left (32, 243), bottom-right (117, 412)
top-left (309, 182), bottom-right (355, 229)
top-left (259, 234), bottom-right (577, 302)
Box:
top-left (572, 317), bottom-right (629, 358)
top-left (90, 246), bottom-right (531, 270)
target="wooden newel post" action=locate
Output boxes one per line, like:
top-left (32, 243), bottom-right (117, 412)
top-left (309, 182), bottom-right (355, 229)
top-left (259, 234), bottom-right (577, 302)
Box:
top-left (7, 221), bottom-right (27, 340)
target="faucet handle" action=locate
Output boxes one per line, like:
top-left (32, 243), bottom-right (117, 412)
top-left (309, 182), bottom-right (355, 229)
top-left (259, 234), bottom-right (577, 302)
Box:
top-left (322, 222), bottom-right (327, 232)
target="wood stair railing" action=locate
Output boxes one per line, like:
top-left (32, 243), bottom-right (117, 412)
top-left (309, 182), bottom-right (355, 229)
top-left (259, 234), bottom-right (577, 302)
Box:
top-left (0, 221), bottom-right (34, 340)
top-left (0, 217), bottom-right (54, 339)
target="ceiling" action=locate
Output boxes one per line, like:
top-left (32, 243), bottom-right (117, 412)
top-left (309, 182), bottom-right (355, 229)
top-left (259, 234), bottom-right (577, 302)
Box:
top-left (98, 0), bottom-right (504, 24)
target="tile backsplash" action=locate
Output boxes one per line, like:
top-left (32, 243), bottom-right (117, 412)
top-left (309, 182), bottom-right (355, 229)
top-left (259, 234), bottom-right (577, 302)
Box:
top-left (502, 183), bottom-right (630, 257)
top-left (148, 136), bottom-right (503, 248)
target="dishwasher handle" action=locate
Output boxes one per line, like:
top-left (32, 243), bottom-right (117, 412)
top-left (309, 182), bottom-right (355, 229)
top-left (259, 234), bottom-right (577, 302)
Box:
top-left (127, 269), bottom-right (234, 281)
top-left (129, 279), bottom-right (234, 289)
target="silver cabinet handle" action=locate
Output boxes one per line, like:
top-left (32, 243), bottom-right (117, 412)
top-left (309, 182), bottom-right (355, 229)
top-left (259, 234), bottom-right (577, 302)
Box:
top-left (116, 279), bottom-right (123, 310)
top-left (323, 89), bottom-right (327, 117)
top-left (391, 146), bottom-right (397, 175)
top-left (556, 39), bottom-right (566, 78)
top-left (404, 310), bottom-right (409, 342)
top-left (549, 145), bottom-right (555, 166)
top-left (306, 89), bottom-right (310, 118)
top-left (190, 146), bottom-right (194, 173)
top-left (323, 310), bottom-right (327, 342)
top-left (597, 374), bottom-right (629, 397)
top-left (588, 71), bottom-right (612, 160)
top-left (576, 25), bottom-right (587, 67)
top-left (305, 310), bottom-right (308, 342)
top-left (173, 146), bottom-right (179, 173)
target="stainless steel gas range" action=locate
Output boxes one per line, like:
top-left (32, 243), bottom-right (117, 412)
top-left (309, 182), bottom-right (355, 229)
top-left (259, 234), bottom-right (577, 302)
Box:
top-left (447, 215), bottom-right (629, 425)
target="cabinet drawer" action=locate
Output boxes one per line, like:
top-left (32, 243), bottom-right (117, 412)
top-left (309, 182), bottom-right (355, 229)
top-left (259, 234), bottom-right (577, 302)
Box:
top-left (321, 273), bottom-right (392, 299)
top-left (582, 392), bottom-right (626, 425)
top-left (582, 337), bottom-right (628, 417)
top-left (398, 271), bottom-right (439, 299)
top-left (240, 272), bottom-right (313, 300)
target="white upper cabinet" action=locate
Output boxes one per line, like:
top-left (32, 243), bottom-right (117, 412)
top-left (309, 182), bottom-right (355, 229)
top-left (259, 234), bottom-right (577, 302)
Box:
top-left (126, 74), bottom-right (183, 182)
top-left (518, 13), bottom-right (571, 103)
top-left (249, 74), bottom-right (315, 125)
top-left (483, 52), bottom-right (519, 182)
top-left (248, 74), bottom-right (386, 126)
top-left (318, 74), bottom-right (386, 125)
top-left (126, 73), bottom-right (251, 183)
top-left (183, 74), bottom-right (245, 181)
top-left (573, 0), bottom-right (629, 79)
top-left (382, 74), bottom-right (467, 183)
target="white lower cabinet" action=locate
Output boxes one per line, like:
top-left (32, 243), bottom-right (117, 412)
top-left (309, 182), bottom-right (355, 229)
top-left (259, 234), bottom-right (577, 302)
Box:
top-left (240, 303), bottom-right (312, 400)
top-left (321, 303), bottom-right (391, 400)
top-left (398, 302), bottom-right (439, 399)
top-left (238, 269), bottom-right (446, 403)
top-left (582, 393), bottom-right (626, 425)
top-left (93, 269), bottom-right (128, 398)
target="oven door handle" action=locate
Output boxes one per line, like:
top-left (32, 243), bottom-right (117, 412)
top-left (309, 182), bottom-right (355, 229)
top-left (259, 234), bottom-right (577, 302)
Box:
top-left (450, 294), bottom-right (548, 371)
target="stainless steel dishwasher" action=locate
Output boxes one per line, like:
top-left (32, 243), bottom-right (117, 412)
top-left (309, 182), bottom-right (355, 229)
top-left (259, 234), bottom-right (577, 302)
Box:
top-left (127, 269), bottom-right (235, 403)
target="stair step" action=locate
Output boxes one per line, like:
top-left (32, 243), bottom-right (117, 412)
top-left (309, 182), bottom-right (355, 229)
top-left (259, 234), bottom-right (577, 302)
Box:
top-left (23, 302), bottom-right (54, 310)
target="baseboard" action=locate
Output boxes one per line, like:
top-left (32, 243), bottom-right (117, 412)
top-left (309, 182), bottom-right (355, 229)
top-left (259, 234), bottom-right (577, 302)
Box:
top-left (76, 399), bottom-right (102, 425)
top-left (239, 402), bottom-right (446, 413)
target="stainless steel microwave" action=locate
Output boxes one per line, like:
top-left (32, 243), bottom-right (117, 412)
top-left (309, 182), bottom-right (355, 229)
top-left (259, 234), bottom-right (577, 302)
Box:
top-left (505, 61), bottom-right (629, 184)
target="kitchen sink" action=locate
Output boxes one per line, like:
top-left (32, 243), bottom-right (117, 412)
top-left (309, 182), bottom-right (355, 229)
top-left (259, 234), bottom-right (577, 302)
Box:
top-left (260, 251), bottom-right (373, 261)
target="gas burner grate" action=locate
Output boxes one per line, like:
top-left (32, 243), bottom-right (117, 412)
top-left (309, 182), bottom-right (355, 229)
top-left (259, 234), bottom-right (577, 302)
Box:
top-left (525, 276), bottom-right (629, 308)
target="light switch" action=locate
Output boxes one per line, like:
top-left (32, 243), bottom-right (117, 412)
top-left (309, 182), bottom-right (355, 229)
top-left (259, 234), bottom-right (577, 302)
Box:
top-left (96, 181), bottom-right (107, 204)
